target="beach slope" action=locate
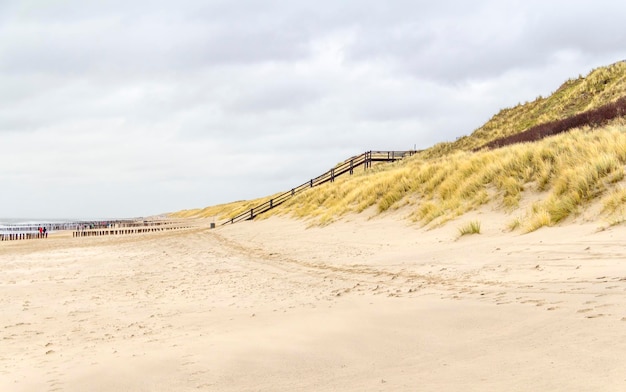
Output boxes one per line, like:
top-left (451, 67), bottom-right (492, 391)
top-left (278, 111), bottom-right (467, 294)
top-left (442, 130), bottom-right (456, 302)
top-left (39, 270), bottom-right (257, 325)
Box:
top-left (1, 216), bottom-right (625, 391)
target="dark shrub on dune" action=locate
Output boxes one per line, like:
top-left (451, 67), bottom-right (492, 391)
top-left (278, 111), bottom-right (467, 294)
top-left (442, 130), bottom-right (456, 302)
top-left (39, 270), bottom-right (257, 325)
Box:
top-left (477, 96), bottom-right (626, 150)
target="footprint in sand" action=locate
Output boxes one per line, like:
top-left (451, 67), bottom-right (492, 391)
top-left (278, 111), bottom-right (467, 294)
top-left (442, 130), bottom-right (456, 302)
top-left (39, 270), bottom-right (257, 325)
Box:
top-left (521, 299), bottom-right (545, 306)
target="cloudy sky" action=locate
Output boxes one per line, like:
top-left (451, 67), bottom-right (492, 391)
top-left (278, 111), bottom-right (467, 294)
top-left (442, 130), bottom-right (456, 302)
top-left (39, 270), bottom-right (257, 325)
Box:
top-left (2, 0), bottom-right (626, 219)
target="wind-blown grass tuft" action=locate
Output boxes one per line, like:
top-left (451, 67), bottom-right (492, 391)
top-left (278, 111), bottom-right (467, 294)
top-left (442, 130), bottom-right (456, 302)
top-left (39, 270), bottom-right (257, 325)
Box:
top-left (458, 221), bottom-right (481, 236)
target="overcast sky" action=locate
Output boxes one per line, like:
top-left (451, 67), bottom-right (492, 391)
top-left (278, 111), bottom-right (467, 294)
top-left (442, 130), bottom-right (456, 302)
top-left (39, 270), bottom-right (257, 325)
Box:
top-left (2, 0), bottom-right (626, 219)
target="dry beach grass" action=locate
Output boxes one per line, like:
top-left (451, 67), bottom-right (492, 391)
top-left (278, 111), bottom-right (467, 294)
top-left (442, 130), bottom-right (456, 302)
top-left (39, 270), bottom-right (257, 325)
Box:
top-left (176, 63), bottom-right (626, 232)
top-left (179, 122), bottom-right (626, 232)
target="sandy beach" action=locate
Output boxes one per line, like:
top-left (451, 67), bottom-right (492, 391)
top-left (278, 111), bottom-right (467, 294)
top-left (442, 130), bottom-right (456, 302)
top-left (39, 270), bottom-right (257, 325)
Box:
top-left (1, 213), bottom-right (625, 391)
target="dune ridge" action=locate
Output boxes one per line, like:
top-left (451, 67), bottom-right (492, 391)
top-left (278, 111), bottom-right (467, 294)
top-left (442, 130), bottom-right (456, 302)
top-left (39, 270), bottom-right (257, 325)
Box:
top-left (172, 62), bottom-right (626, 233)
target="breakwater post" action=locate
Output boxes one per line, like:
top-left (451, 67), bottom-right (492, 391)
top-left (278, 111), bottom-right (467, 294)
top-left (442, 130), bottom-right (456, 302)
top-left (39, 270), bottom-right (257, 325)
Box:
top-left (72, 223), bottom-right (191, 237)
top-left (1, 219), bottom-right (191, 242)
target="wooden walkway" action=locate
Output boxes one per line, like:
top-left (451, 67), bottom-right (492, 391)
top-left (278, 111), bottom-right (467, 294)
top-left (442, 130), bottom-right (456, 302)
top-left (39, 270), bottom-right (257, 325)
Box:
top-left (224, 150), bottom-right (417, 225)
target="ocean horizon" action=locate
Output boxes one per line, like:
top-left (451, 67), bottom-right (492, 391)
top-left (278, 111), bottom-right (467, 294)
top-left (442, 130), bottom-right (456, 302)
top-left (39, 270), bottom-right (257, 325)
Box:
top-left (0, 218), bottom-right (113, 226)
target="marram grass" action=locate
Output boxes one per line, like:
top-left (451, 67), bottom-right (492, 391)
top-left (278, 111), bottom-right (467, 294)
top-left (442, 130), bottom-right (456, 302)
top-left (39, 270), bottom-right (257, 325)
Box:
top-left (172, 62), bottom-right (626, 230)
top-left (266, 124), bottom-right (626, 231)
top-left (445, 61), bottom-right (626, 153)
top-left (458, 220), bottom-right (481, 236)
top-left (172, 123), bottom-right (626, 233)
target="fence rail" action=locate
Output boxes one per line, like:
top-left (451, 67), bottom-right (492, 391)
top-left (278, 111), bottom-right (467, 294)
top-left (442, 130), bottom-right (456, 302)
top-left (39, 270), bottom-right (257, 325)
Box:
top-left (224, 150), bottom-right (417, 225)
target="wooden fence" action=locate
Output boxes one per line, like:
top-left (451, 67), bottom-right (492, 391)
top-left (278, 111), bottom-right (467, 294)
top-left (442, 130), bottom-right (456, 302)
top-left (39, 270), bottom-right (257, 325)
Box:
top-left (72, 224), bottom-right (190, 237)
top-left (0, 233), bottom-right (48, 241)
top-left (224, 150), bottom-right (417, 225)
top-left (0, 219), bottom-right (190, 241)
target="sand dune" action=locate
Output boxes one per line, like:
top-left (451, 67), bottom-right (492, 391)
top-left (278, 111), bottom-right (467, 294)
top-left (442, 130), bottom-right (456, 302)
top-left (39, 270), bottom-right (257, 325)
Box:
top-left (1, 215), bottom-right (625, 391)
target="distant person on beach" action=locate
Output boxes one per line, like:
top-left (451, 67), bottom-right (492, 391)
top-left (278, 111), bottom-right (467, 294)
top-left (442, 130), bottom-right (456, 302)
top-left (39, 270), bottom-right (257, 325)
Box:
top-left (43, 227), bottom-right (47, 238)
top-left (38, 226), bottom-right (43, 238)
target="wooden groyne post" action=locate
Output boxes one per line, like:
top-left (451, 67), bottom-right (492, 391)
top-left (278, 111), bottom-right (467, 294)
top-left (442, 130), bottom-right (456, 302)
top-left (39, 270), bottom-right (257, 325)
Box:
top-left (1, 219), bottom-right (190, 242)
top-left (72, 223), bottom-right (191, 238)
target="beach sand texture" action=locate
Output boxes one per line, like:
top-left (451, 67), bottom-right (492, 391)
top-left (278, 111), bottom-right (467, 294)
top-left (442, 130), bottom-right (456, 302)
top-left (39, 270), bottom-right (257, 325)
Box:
top-left (1, 215), bottom-right (625, 391)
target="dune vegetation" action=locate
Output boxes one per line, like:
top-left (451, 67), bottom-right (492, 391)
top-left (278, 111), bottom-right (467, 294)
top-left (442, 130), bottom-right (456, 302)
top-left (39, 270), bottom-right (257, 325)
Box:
top-left (263, 122), bottom-right (626, 232)
top-left (172, 194), bottom-right (279, 221)
top-left (430, 60), bottom-right (626, 155)
top-left (172, 62), bottom-right (626, 232)
top-left (458, 220), bottom-right (481, 236)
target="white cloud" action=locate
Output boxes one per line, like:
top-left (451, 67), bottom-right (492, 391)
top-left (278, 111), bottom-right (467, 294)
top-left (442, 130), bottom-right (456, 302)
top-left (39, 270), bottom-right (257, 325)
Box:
top-left (2, 0), bottom-right (626, 218)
